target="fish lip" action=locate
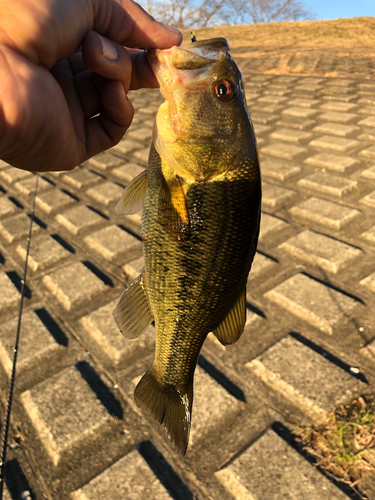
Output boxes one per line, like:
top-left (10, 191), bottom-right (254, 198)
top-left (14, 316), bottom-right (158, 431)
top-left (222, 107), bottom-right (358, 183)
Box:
top-left (183, 37), bottom-right (229, 50)
top-left (147, 37), bottom-right (229, 63)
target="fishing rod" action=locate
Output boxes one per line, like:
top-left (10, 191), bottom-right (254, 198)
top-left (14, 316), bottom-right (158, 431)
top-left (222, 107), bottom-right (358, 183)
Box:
top-left (0, 173), bottom-right (40, 500)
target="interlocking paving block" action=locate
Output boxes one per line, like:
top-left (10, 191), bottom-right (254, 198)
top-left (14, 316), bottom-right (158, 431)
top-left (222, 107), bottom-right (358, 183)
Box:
top-left (276, 117), bottom-right (315, 131)
top-left (247, 335), bottom-right (367, 420)
top-left (322, 93), bottom-right (355, 103)
top-left (252, 104), bottom-right (283, 114)
top-left (16, 234), bottom-right (71, 272)
top-left (247, 252), bottom-right (277, 283)
top-left (318, 111), bottom-right (357, 123)
top-left (262, 182), bottom-right (296, 209)
top-left (0, 213), bottom-right (41, 243)
top-left (361, 341), bottom-right (375, 360)
top-left (257, 95), bottom-right (287, 104)
top-left (360, 272), bottom-right (375, 293)
top-left (278, 230), bottom-right (362, 273)
top-left (319, 101), bottom-right (357, 112)
top-left (309, 135), bottom-right (359, 153)
top-left (55, 206), bottom-right (103, 235)
top-left (112, 162), bottom-right (145, 183)
top-left (36, 189), bottom-right (76, 214)
top-left (0, 167), bottom-right (32, 183)
top-left (358, 131), bottom-right (375, 142)
top-left (127, 127), bottom-right (153, 142)
top-left (0, 310), bottom-right (67, 379)
top-left (110, 138), bottom-right (139, 155)
top-left (252, 124), bottom-right (270, 137)
top-left (123, 255), bottom-right (144, 282)
top-left (359, 83), bottom-right (375, 90)
top-left (358, 97), bottom-right (375, 106)
top-left (62, 168), bottom-right (102, 189)
top-left (358, 105), bottom-right (375, 116)
top-left (189, 365), bottom-right (243, 446)
top-left (361, 225), bottom-right (375, 244)
top-left (79, 300), bottom-right (154, 368)
top-left (297, 172), bottom-right (357, 197)
top-left (260, 142), bottom-right (306, 160)
top-left (258, 213), bottom-right (289, 242)
top-left (358, 116), bottom-right (375, 127)
top-left (86, 182), bottom-right (124, 206)
top-left (133, 147), bottom-right (150, 164)
top-left (304, 152), bottom-right (359, 173)
top-left (123, 211), bottom-right (142, 229)
top-left (263, 88), bottom-right (290, 96)
top-left (14, 176), bottom-right (53, 196)
top-left (250, 112), bottom-right (277, 125)
top-left (215, 428), bottom-right (348, 500)
top-left (88, 152), bottom-right (123, 170)
top-left (325, 79), bottom-right (353, 86)
top-left (270, 128), bottom-right (312, 144)
top-left (83, 225), bottom-right (142, 262)
top-left (137, 103), bottom-right (159, 114)
top-left (289, 197), bottom-right (360, 229)
top-left (312, 122), bottom-right (359, 137)
top-left (360, 190), bottom-right (375, 208)
top-left (260, 159), bottom-right (301, 181)
top-left (0, 196), bottom-right (18, 218)
top-left (281, 107), bottom-right (318, 118)
top-left (264, 273), bottom-right (359, 334)
top-left (360, 145), bottom-right (375, 160)
top-left (0, 273), bottom-right (20, 313)
top-left (42, 262), bottom-right (108, 310)
top-left (287, 98), bottom-right (319, 108)
top-left (70, 448), bottom-right (172, 500)
top-left (21, 363), bottom-right (116, 467)
top-left (45, 170), bottom-right (64, 178)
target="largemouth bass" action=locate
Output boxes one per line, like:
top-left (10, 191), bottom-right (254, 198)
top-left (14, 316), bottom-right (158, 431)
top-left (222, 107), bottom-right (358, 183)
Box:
top-left (114, 37), bottom-right (261, 454)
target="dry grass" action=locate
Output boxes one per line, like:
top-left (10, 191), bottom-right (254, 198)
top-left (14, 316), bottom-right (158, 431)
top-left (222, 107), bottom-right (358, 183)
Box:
top-left (297, 395), bottom-right (375, 499)
top-left (182, 17), bottom-right (375, 49)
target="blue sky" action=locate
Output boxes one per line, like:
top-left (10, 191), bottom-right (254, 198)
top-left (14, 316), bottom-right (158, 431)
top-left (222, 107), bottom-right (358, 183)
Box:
top-left (303, 0), bottom-right (375, 21)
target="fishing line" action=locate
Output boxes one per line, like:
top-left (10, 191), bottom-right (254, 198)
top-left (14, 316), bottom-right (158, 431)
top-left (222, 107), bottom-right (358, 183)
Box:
top-left (0, 173), bottom-right (40, 499)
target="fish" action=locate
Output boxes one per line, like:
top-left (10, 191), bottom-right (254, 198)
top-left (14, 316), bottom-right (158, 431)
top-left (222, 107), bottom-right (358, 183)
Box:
top-left (114, 37), bottom-right (261, 455)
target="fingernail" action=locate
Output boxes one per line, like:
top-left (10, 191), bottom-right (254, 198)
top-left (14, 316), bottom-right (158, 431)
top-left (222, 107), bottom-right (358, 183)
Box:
top-left (99, 34), bottom-right (117, 60)
top-left (160, 23), bottom-right (182, 36)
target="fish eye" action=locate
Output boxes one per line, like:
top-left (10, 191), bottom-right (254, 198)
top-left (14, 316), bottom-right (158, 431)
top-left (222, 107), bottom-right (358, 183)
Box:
top-left (214, 80), bottom-right (236, 102)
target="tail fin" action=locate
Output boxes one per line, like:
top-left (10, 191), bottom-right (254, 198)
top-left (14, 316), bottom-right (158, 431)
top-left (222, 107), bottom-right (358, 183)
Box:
top-left (134, 370), bottom-right (193, 455)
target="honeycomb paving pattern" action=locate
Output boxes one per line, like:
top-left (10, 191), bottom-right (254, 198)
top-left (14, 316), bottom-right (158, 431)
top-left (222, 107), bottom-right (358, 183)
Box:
top-left (0, 49), bottom-right (375, 499)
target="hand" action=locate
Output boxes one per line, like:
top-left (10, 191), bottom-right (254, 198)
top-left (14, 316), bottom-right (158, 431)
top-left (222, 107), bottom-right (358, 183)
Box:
top-left (0, 0), bottom-right (182, 171)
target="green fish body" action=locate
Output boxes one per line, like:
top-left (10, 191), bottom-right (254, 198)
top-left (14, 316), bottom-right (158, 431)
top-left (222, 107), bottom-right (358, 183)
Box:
top-left (114, 38), bottom-right (261, 454)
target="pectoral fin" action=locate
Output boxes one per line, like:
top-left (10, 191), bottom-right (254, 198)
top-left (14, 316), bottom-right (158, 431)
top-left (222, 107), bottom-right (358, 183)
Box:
top-left (158, 175), bottom-right (191, 241)
top-left (212, 287), bottom-right (246, 345)
top-left (113, 270), bottom-right (153, 338)
top-left (117, 169), bottom-right (147, 215)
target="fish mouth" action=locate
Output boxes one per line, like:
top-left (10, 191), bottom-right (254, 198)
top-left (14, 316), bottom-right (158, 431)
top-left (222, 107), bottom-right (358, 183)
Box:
top-left (148, 37), bottom-right (229, 71)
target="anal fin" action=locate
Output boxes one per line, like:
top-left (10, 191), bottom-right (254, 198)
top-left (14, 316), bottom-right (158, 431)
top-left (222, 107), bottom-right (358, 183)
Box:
top-left (117, 169), bottom-right (147, 215)
top-left (212, 287), bottom-right (246, 346)
top-left (113, 270), bottom-right (153, 339)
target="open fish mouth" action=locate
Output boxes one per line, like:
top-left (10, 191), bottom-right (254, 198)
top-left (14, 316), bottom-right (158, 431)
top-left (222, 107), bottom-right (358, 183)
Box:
top-left (148, 37), bottom-right (230, 72)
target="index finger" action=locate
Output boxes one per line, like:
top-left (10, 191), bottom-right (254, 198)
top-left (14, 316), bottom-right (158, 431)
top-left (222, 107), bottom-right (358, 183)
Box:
top-left (97, 0), bottom-right (182, 49)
